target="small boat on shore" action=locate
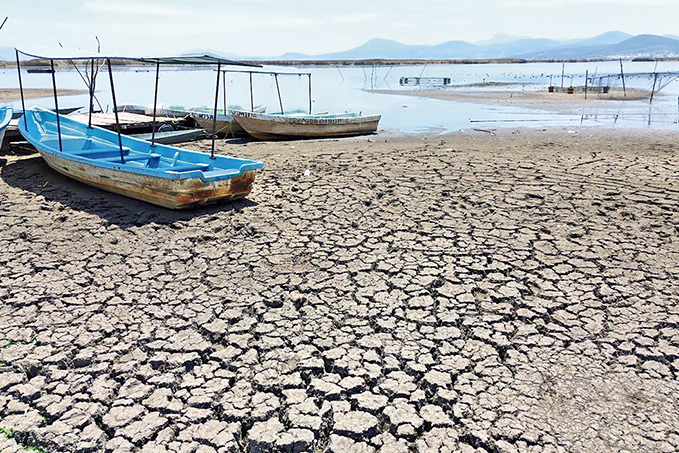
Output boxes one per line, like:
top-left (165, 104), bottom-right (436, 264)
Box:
top-left (19, 106), bottom-right (263, 209)
top-left (157, 105), bottom-right (267, 137)
top-left (131, 128), bottom-right (206, 144)
top-left (0, 105), bottom-right (12, 147)
top-left (231, 110), bottom-right (381, 140)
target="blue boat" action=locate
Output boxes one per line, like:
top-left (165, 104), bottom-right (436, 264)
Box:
top-left (19, 107), bottom-right (264, 209)
top-left (0, 105), bottom-right (12, 147)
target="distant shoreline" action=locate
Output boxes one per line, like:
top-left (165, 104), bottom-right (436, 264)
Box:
top-left (0, 88), bottom-right (87, 101)
top-left (239, 57), bottom-right (679, 66)
top-left (1, 56), bottom-right (678, 69)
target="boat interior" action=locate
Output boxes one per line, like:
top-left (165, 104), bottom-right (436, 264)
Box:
top-left (26, 112), bottom-right (258, 179)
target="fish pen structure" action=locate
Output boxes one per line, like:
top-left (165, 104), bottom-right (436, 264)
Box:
top-left (399, 77), bottom-right (451, 87)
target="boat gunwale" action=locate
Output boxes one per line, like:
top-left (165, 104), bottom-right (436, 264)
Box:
top-left (0, 106), bottom-right (13, 131)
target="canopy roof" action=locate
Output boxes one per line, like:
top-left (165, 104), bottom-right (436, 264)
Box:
top-left (15, 48), bottom-right (261, 67)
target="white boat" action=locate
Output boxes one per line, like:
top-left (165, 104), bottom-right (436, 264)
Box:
top-left (231, 110), bottom-right (381, 140)
top-left (154, 105), bottom-right (267, 137)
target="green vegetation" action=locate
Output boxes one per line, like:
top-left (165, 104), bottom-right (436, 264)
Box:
top-left (0, 427), bottom-right (49, 453)
top-left (1, 335), bottom-right (37, 350)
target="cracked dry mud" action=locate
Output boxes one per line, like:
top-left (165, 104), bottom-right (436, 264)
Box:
top-left (1, 127), bottom-right (678, 453)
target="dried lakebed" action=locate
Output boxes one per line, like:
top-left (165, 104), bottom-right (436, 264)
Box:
top-left (1, 128), bottom-right (679, 452)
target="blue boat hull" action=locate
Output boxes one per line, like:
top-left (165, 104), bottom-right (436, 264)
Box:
top-left (19, 107), bottom-right (264, 209)
top-left (0, 105), bottom-right (12, 147)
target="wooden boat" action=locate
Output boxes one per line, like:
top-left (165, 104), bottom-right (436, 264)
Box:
top-left (231, 110), bottom-right (381, 140)
top-left (157, 105), bottom-right (267, 137)
top-left (116, 104), bottom-right (149, 115)
top-left (19, 106), bottom-right (263, 209)
top-left (131, 128), bottom-right (206, 144)
top-left (0, 105), bottom-right (12, 147)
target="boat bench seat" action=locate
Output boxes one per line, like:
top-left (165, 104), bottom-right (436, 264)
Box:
top-left (101, 153), bottom-right (162, 163)
top-left (165, 163), bottom-right (210, 172)
top-left (74, 147), bottom-right (133, 158)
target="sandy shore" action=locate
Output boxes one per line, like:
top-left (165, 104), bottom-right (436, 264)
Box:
top-left (371, 86), bottom-right (651, 113)
top-left (0, 88), bottom-right (87, 101)
top-left (1, 127), bottom-right (679, 452)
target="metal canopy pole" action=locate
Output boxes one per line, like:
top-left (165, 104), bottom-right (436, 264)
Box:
top-left (50, 60), bottom-right (63, 152)
top-left (274, 73), bottom-right (283, 114)
top-left (308, 74), bottom-right (312, 115)
top-left (151, 61), bottom-right (160, 147)
top-left (15, 50), bottom-right (27, 130)
top-left (222, 71), bottom-right (227, 115)
top-left (210, 62), bottom-right (221, 160)
top-left (88, 59), bottom-right (95, 128)
top-left (106, 59), bottom-right (125, 164)
top-left (249, 72), bottom-right (254, 112)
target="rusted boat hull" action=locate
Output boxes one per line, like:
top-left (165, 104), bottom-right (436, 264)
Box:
top-left (232, 111), bottom-right (381, 140)
top-left (38, 150), bottom-right (257, 209)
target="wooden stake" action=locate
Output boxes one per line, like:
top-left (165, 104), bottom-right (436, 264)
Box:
top-left (620, 58), bottom-right (626, 97)
top-left (650, 72), bottom-right (658, 103)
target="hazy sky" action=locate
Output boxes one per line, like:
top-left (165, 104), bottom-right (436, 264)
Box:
top-left (2, 0), bottom-right (678, 57)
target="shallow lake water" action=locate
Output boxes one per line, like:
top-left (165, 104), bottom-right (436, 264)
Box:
top-left (2, 60), bottom-right (679, 133)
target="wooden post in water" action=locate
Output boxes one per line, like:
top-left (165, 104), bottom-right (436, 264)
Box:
top-left (584, 70), bottom-right (588, 100)
top-left (619, 58), bottom-right (626, 97)
top-left (561, 62), bottom-right (565, 89)
top-left (50, 60), bottom-right (62, 152)
top-left (106, 59), bottom-right (125, 164)
top-left (650, 72), bottom-right (659, 103)
top-left (308, 74), bottom-right (312, 115)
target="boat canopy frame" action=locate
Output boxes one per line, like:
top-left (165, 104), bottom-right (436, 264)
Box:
top-left (14, 49), bottom-right (262, 160)
top-left (220, 68), bottom-right (313, 116)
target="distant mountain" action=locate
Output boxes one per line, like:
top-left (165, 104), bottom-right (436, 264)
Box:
top-left (573, 31), bottom-right (633, 47)
top-left (305, 38), bottom-right (479, 60)
top-left (474, 33), bottom-right (530, 46)
top-left (288, 37), bottom-right (557, 60)
top-left (479, 38), bottom-right (563, 59)
top-left (519, 34), bottom-right (679, 60)
top-left (275, 32), bottom-right (677, 61)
